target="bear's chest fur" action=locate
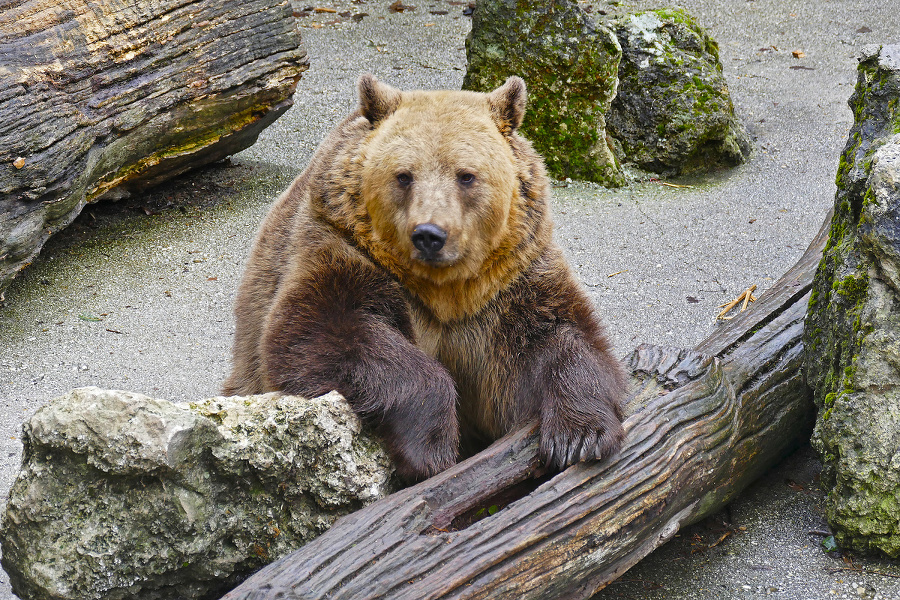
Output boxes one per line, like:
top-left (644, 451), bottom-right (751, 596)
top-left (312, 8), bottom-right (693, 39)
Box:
top-left (410, 305), bottom-right (508, 439)
top-left (405, 260), bottom-right (559, 441)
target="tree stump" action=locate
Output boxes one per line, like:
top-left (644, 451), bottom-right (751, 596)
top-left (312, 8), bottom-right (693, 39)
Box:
top-left (0, 0), bottom-right (309, 298)
top-left (220, 217), bottom-right (828, 598)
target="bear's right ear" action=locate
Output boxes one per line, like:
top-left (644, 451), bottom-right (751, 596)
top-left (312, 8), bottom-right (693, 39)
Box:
top-left (487, 76), bottom-right (526, 136)
top-left (358, 74), bottom-right (402, 125)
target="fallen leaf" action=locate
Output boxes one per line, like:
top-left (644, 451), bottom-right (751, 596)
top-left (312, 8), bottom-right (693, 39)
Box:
top-left (314, 6), bottom-right (337, 12)
top-left (785, 478), bottom-right (805, 492)
top-left (13, 157), bottom-right (25, 169)
top-left (790, 65), bottom-right (815, 70)
top-left (389, 0), bottom-right (415, 12)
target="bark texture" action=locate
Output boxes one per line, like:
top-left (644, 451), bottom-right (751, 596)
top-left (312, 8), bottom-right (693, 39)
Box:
top-left (0, 0), bottom-right (308, 298)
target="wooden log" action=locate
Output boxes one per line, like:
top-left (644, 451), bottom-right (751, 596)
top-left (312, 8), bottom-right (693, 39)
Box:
top-left (0, 0), bottom-right (308, 298)
top-left (221, 218), bottom-right (830, 600)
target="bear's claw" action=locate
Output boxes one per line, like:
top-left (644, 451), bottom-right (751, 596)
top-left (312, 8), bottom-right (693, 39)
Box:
top-left (540, 424), bottom-right (623, 472)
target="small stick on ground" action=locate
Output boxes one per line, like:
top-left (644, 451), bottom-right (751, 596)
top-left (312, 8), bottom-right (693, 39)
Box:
top-left (648, 178), bottom-right (696, 189)
top-left (716, 285), bottom-right (758, 320)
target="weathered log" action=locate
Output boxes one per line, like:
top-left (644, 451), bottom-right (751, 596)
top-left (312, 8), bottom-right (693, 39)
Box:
top-left (0, 0), bottom-right (308, 298)
top-left (221, 218), bottom-right (829, 599)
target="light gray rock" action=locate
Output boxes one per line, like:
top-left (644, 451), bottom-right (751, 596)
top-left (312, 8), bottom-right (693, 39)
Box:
top-left (0, 387), bottom-right (394, 600)
top-left (606, 9), bottom-right (751, 176)
top-left (804, 44), bottom-right (900, 557)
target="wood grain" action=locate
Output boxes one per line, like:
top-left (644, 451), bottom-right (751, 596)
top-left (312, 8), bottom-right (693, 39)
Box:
top-left (0, 0), bottom-right (308, 296)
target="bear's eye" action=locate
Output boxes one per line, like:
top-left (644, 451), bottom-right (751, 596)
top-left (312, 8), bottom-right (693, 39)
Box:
top-left (396, 172), bottom-right (413, 187)
top-left (457, 172), bottom-right (476, 186)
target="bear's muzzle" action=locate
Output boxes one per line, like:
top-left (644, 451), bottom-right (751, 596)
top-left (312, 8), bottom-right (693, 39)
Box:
top-left (411, 223), bottom-right (448, 262)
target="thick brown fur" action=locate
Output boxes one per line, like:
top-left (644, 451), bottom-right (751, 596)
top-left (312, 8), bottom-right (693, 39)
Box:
top-left (223, 75), bottom-right (626, 480)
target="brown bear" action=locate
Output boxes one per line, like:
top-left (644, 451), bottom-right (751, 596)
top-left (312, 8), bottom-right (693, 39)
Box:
top-left (223, 74), bottom-right (626, 480)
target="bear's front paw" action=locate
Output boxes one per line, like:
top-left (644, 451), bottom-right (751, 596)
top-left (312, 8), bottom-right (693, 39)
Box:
top-left (385, 384), bottom-right (460, 481)
top-left (392, 426), bottom-right (459, 482)
top-left (539, 419), bottom-right (624, 472)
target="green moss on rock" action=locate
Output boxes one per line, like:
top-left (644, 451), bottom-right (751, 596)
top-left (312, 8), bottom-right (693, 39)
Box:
top-left (463, 0), bottom-right (625, 186)
top-left (605, 9), bottom-right (750, 175)
top-left (804, 44), bottom-right (900, 558)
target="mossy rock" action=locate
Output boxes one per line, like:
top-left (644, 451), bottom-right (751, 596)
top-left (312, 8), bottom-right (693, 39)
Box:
top-left (803, 44), bottom-right (900, 558)
top-left (463, 0), bottom-right (625, 186)
top-left (606, 9), bottom-right (751, 175)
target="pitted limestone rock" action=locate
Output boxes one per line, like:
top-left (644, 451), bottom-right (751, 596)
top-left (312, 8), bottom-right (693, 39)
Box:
top-left (0, 387), bottom-right (394, 600)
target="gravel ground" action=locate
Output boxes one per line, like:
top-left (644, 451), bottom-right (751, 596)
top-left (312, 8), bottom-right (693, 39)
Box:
top-left (2, 0), bottom-right (900, 598)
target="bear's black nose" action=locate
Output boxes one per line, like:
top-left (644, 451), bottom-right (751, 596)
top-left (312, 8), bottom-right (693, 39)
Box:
top-left (411, 223), bottom-right (447, 259)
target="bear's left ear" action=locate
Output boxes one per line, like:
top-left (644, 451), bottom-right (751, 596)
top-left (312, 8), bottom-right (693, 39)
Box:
top-left (358, 74), bottom-right (402, 125)
top-left (487, 76), bottom-right (526, 136)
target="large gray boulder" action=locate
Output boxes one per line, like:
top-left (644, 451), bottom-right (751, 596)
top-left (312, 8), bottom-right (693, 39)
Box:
top-left (463, 0), bottom-right (626, 186)
top-left (804, 44), bottom-right (900, 557)
top-left (0, 0), bottom-right (309, 301)
top-left (606, 9), bottom-right (751, 176)
top-left (0, 388), bottom-right (394, 600)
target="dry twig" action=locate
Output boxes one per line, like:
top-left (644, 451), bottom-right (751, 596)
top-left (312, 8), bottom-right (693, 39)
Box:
top-left (716, 285), bottom-right (758, 320)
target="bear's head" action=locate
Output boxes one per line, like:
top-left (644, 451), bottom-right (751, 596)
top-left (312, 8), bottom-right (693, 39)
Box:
top-left (353, 75), bottom-right (550, 321)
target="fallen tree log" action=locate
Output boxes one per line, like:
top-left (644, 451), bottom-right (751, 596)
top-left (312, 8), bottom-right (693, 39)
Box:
top-left (0, 0), bottom-right (308, 298)
top-left (221, 217), bottom-right (829, 600)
